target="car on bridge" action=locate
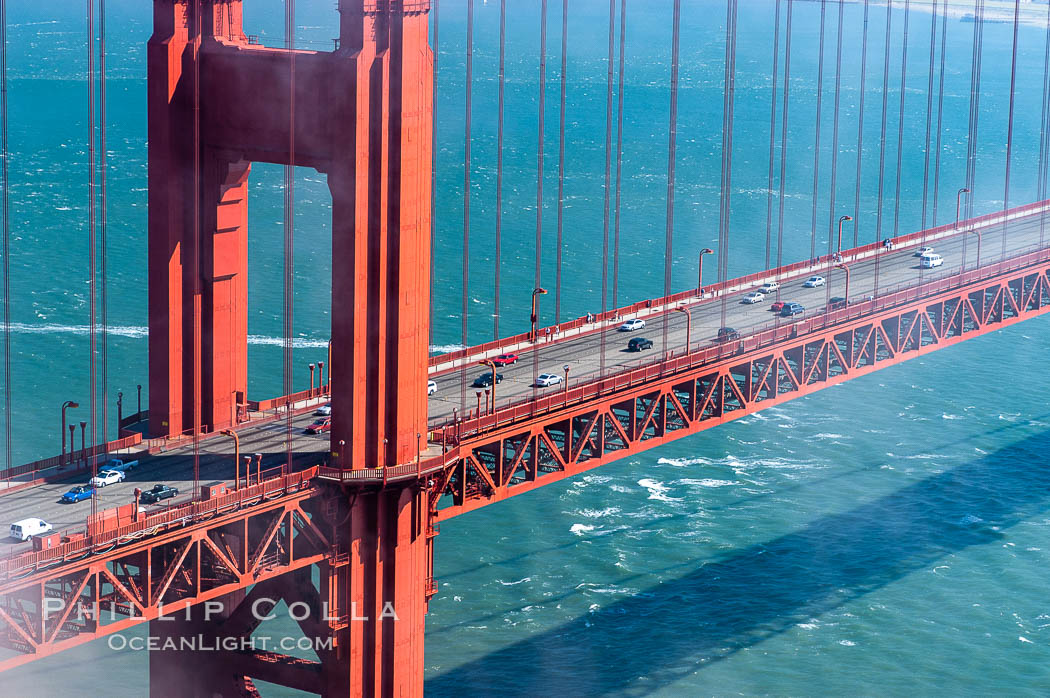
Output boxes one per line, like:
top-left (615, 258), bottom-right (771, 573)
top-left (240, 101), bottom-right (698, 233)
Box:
top-left (803, 275), bottom-right (825, 288)
top-left (759, 281), bottom-right (780, 294)
top-left (428, 380), bottom-right (438, 395)
top-left (770, 300), bottom-right (786, 313)
top-left (829, 297), bottom-right (847, 310)
top-left (99, 458), bottom-right (137, 473)
top-left (914, 246), bottom-right (934, 257)
top-left (90, 470), bottom-right (125, 488)
top-left (920, 253), bottom-right (944, 268)
top-left (715, 327), bottom-right (740, 343)
top-left (492, 353), bottom-right (519, 366)
top-left (742, 292), bottom-right (765, 304)
top-left (536, 373), bottom-right (563, 387)
top-left (781, 302), bottom-right (805, 317)
top-left (627, 337), bottom-right (654, 351)
top-left (314, 404), bottom-right (331, 416)
top-left (140, 484), bottom-right (179, 504)
top-left (61, 485), bottom-right (95, 503)
top-left (618, 318), bottom-right (645, 331)
top-left (472, 373), bottom-right (504, 388)
top-left (306, 418), bottom-right (331, 434)
top-left (9, 518), bottom-right (52, 541)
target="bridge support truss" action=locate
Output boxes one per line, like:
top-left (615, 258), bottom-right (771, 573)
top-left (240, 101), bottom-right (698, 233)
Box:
top-left (436, 257), bottom-right (1050, 519)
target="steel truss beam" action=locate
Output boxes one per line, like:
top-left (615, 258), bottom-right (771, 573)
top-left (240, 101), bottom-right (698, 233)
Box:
top-left (434, 262), bottom-right (1050, 520)
top-left (0, 487), bottom-right (334, 673)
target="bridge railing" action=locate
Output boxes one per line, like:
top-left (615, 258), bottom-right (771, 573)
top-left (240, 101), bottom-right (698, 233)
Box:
top-left (0, 433), bottom-right (145, 494)
top-left (317, 446), bottom-right (461, 485)
top-left (437, 241), bottom-right (1050, 443)
top-left (428, 199), bottom-right (1050, 374)
top-left (0, 467), bottom-right (321, 580)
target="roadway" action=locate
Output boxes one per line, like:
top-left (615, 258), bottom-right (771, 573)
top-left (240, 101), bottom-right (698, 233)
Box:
top-left (1, 209), bottom-right (1046, 557)
top-left (426, 211), bottom-right (1050, 424)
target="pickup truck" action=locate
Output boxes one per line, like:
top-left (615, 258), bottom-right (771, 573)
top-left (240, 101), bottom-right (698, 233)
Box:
top-left (99, 458), bottom-right (138, 473)
top-left (140, 484), bottom-right (179, 504)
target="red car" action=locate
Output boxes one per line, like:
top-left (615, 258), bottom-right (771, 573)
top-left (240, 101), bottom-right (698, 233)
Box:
top-left (770, 301), bottom-right (786, 312)
top-left (492, 353), bottom-right (519, 366)
top-left (306, 418), bottom-right (331, 434)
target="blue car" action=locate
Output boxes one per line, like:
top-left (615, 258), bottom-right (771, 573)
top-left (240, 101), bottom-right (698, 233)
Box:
top-left (61, 485), bottom-right (95, 503)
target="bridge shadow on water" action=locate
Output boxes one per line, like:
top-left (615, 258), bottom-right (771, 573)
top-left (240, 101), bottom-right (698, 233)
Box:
top-left (426, 426), bottom-right (1050, 696)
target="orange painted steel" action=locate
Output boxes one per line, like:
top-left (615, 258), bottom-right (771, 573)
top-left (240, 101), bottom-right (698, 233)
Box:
top-left (147, 0), bottom-right (433, 468)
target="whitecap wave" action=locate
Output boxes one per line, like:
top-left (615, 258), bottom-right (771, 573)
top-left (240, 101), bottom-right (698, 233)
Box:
top-left (637, 478), bottom-right (681, 502)
top-left (570, 523), bottom-right (595, 536)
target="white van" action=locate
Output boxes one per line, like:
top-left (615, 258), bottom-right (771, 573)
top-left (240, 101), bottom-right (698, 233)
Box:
top-left (9, 518), bottom-right (53, 541)
top-left (920, 253), bottom-right (943, 269)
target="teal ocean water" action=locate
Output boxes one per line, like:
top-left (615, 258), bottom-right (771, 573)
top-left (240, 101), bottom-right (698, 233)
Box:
top-left (4, 0), bottom-right (1050, 694)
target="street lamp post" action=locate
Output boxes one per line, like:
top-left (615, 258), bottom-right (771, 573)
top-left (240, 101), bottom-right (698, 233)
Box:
top-left (956, 187), bottom-right (973, 269)
top-left (69, 425), bottom-right (77, 465)
top-left (673, 306), bottom-right (691, 354)
top-left (837, 262), bottom-right (851, 308)
top-left (563, 364), bottom-right (570, 402)
top-left (698, 248), bottom-right (714, 297)
top-left (136, 385), bottom-right (142, 414)
top-left (479, 359), bottom-right (497, 411)
top-left (61, 400), bottom-right (79, 466)
top-left (79, 422), bottom-right (86, 463)
top-left (475, 391), bottom-right (482, 432)
top-left (530, 288), bottom-right (548, 341)
top-left (221, 429), bottom-right (240, 488)
top-left (416, 432), bottom-right (422, 476)
top-left (318, 361), bottom-right (325, 395)
top-left (117, 391), bottom-right (123, 429)
top-left (308, 363), bottom-right (316, 398)
top-left (837, 215), bottom-right (853, 257)
top-left (327, 339), bottom-right (333, 392)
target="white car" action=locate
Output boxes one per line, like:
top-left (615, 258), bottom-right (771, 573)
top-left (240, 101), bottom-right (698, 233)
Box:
top-left (920, 253), bottom-right (944, 269)
top-left (914, 246), bottom-right (934, 257)
top-left (90, 470), bottom-right (125, 488)
top-left (758, 281), bottom-right (780, 294)
top-left (314, 404), bottom-right (331, 416)
top-left (803, 275), bottom-right (826, 288)
top-left (536, 373), bottom-right (563, 387)
top-left (427, 380), bottom-right (438, 395)
top-left (742, 292), bottom-right (765, 304)
top-left (9, 518), bottom-right (52, 541)
top-left (618, 318), bottom-right (645, 331)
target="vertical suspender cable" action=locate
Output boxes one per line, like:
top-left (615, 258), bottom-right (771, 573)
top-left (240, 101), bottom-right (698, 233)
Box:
top-left (965, 0), bottom-right (984, 222)
top-left (892, 0), bottom-right (910, 239)
top-left (826, 0), bottom-right (844, 256)
top-left (430, 0), bottom-right (439, 348)
top-left (1, 0), bottom-right (9, 473)
top-left (192, 0), bottom-right (201, 497)
top-left (462, 0), bottom-right (472, 352)
top-left (1002, 0), bottom-right (1021, 260)
top-left (535, 0), bottom-right (548, 312)
top-left (493, 0), bottom-right (505, 339)
top-left (600, 0), bottom-right (615, 376)
top-left (284, 0), bottom-right (296, 469)
top-left (764, 0), bottom-right (782, 270)
top-left (611, 0), bottom-right (626, 309)
top-left (1038, 0), bottom-right (1050, 246)
top-left (87, 0), bottom-right (98, 518)
top-left (718, 0), bottom-right (738, 332)
top-left (462, 0), bottom-right (472, 414)
top-left (920, 0), bottom-right (938, 230)
top-left (775, 0), bottom-right (794, 279)
top-left (931, 0), bottom-right (948, 225)
top-left (555, 0), bottom-right (567, 324)
top-left (99, 0), bottom-right (108, 458)
top-left (662, 0), bottom-right (681, 352)
top-left (873, 0), bottom-right (892, 298)
top-left (852, 0), bottom-right (870, 247)
top-left (809, 0), bottom-right (827, 261)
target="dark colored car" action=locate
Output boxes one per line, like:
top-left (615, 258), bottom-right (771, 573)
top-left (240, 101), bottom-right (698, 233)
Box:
top-left (306, 417), bottom-right (331, 434)
top-left (715, 327), bottom-right (741, 343)
top-left (473, 373), bottom-right (504, 388)
top-left (61, 485), bottom-right (95, 503)
top-left (828, 297), bottom-right (846, 310)
top-left (770, 300), bottom-right (786, 313)
top-left (627, 337), bottom-right (653, 351)
top-left (492, 353), bottom-right (519, 367)
top-left (140, 484), bottom-right (179, 504)
top-left (781, 302), bottom-right (805, 317)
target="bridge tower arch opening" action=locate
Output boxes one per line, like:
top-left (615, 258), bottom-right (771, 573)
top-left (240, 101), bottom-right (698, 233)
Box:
top-left (147, 0), bottom-right (433, 471)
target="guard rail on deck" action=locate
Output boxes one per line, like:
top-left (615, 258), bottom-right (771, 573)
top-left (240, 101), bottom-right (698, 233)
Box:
top-left (435, 241), bottom-right (1050, 443)
top-left (0, 467), bottom-right (320, 580)
top-left (316, 446), bottom-right (461, 486)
